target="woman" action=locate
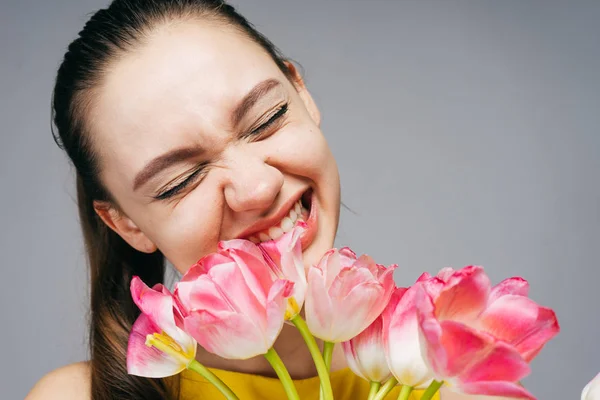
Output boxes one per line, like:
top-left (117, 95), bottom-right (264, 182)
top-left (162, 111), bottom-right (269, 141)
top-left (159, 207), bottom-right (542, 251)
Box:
top-left (27, 1), bottom-right (451, 399)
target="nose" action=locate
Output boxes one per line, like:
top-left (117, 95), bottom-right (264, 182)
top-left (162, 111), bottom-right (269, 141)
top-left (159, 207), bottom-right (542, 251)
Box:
top-left (222, 148), bottom-right (284, 213)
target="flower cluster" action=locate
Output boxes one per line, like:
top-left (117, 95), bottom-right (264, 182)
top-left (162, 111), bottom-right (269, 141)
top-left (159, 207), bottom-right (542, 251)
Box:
top-left (127, 224), bottom-right (560, 400)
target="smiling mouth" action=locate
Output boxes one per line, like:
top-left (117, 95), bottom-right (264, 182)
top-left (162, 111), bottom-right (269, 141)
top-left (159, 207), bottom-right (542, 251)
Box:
top-left (246, 189), bottom-right (313, 244)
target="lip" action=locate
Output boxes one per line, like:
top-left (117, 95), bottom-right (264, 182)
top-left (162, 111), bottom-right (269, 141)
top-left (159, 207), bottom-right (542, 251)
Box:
top-left (236, 189), bottom-right (310, 240)
top-left (299, 189), bottom-right (317, 251)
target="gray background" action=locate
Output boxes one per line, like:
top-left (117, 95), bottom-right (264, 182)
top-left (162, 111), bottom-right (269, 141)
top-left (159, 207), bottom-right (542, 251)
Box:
top-left (1, 0), bottom-right (598, 399)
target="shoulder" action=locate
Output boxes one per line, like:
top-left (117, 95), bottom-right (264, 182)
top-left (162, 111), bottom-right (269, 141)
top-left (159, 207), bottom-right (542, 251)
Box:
top-left (26, 362), bottom-right (90, 400)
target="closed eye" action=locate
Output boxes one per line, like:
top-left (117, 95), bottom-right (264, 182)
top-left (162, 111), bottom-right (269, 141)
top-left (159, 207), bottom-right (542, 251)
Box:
top-left (154, 165), bottom-right (206, 200)
top-left (153, 104), bottom-right (288, 201)
top-left (246, 103), bottom-right (288, 138)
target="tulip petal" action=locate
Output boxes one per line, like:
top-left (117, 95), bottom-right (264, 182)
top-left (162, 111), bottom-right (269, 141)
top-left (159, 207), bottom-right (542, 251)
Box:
top-left (420, 315), bottom-right (531, 384)
top-left (127, 314), bottom-right (186, 378)
top-left (184, 253), bottom-right (234, 279)
top-left (184, 309), bottom-right (270, 359)
top-left (434, 266), bottom-right (490, 323)
top-left (329, 266), bottom-right (378, 299)
top-left (416, 289), bottom-right (447, 376)
top-left (330, 263), bottom-right (396, 343)
top-left (328, 282), bottom-right (385, 342)
top-left (339, 247), bottom-right (358, 262)
top-left (176, 274), bottom-right (233, 313)
top-left (384, 286), bottom-right (433, 388)
top-left (489, 277), bottom-right (529, 302)
top-left (458, 381), bottom-right (536, 399)
top-left (582, 373), bottom-right (600, 400)
top-left (205, 262), bottom-right (268, 333)
top-left (342, 340), bottom-right (369, 381)
top-left (341, 316), bottom-right (391, 383)
top-left (382, 286), bottom-right (408, 324)
top-left (265, 279), bottom-right (295, 349)
top-left (479, 295), bottom-right (559, 362)
top-left (305, 265), bottom-right (334, 339)
top-left (219, 240), bottom-right (275, 304)
top-left (317, 249), bottom-right (343, 289)
top-left (130, 277), bottom-right (189, 346)
top-left (352, 253), bottom-right (377, 272)
top-left (458, 339), bottom-right (531, 384)
top-left (259, 223), bottom-right (307, 307)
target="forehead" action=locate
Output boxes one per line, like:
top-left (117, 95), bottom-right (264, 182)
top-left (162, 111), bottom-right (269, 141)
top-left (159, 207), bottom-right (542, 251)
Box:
top-left (90, 20), bottom-right (285, 181)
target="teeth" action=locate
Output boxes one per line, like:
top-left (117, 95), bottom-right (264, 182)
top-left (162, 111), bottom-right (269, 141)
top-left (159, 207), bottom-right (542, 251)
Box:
top-left (268, 226), bottom-right (284, 240)
top-left (247, 200), bottom-right (310, 243)
top-left (281, 217), bottom-right (293, 232)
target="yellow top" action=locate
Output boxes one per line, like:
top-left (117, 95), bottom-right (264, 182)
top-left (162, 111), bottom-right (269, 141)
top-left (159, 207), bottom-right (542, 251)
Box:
top-left (179, 367), bottom-right (440, 400)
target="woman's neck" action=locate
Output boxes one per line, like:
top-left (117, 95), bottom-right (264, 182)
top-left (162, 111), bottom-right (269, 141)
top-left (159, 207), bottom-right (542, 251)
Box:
top-left (194, 323), bottom-right (347, 379)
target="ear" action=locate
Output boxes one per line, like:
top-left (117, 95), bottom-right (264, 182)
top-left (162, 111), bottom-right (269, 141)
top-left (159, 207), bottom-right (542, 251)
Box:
top-left (285, 61), bottom-right (321, 126)
top-left (93, 201), bottom-right (158, 254)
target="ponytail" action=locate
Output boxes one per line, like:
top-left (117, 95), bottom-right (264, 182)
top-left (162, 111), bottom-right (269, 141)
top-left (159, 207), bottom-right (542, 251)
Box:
top-left (77, 175), bottom-right (177, 399)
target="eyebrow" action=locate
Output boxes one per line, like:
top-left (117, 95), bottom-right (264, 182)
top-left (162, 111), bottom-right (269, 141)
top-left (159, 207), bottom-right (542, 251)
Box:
top-left (132, 147), bottom-right (203, 191)
top-left (231, 78), bottom-right (283, 128)
top-left (132, 78), bottom-right (283, 192)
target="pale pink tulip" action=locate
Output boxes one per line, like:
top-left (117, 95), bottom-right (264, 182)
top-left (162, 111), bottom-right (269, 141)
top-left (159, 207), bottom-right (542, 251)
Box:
top-left (382, 274), bottom-right (437, 388)
top-left (175, 242), bottom-right (294, 359)
top-left (342, 313), bottom-right (391, 383)
top-left (127, 277), bottom-right (197, 378)
top-left (304, 247), bottom-right (396, 342)
top-left (582, 373), bottom-right (600, 400)
top-left (416, 266), bottom-right (559, 399)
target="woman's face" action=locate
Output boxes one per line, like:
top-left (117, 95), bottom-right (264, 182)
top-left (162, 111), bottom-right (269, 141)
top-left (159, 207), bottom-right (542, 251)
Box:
top-left (90, 20), bottom-right (340, 274)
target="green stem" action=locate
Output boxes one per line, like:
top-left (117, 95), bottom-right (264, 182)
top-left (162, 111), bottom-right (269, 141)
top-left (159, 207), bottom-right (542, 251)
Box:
top-left (368, 381), bottom-right (382, 400)
top-left (397, 385), bottom-right (413, 400)
top-left (319, 341), bottom-right (335, 400)
top-left (263, 348), bottom-right (301, 400)
top-left (187, 360), bottom-right (239, 400)
top-left (290, 315), bottom-right (334, 400)
top-left (372, 377), bottom-right (398, 400)
top-left (323, 341), bottom-right (335, 371)
top-left (420, 380), bottom-right (443, 400)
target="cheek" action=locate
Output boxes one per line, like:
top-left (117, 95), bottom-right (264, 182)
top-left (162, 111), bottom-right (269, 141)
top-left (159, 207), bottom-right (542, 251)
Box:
top-left (150, 188), bottom-right (224, 273)
top-left (272, 122), bottom-right (337, 180)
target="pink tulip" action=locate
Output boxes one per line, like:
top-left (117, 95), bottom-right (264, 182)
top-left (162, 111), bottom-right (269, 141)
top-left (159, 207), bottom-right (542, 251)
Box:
top-left (416, 266), bottom-right (559, 399)
top-left (258, 222), bottom-right (307, 317)
top-left (478, 276), bottom-right (559, 362)
top-left (175, 241), bottom-right (295, 360)
top-left (304, 247), bottom-right (396, 342)
top-left (217, 224), bottom-right (306, 318)
top-left (382, 274), bottom-right (437, 388)
top-left (127, 277), bottom-right (197, 378)
top-left (342, 313), bottom-right (391, 383)
top-left (582, 373), bottom-right (600, 400)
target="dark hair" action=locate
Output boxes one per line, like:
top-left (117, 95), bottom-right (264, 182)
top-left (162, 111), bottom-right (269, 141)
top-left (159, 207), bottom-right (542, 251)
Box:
top-left (52, 1), bottom-right (293, 398)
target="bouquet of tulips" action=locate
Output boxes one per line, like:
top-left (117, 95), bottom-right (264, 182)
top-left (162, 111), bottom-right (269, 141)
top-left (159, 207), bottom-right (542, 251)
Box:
top-left (126, 223), bottom-right (560, 400)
